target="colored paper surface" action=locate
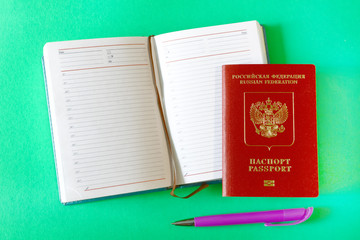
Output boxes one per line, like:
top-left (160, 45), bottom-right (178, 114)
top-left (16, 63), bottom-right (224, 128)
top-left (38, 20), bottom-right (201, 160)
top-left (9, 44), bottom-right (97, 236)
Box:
top-left (0, 0), bottom-right (359, 239)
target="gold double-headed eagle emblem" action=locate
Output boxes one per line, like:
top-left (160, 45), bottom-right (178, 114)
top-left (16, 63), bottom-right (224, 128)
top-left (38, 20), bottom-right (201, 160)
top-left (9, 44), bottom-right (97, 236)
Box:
top-left (250, 97), bottom-right (288, 138)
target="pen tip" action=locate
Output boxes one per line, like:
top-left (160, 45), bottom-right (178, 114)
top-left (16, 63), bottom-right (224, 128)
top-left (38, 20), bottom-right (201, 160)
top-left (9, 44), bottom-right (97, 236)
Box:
top-left (172, 218), bottom-right (195, 226)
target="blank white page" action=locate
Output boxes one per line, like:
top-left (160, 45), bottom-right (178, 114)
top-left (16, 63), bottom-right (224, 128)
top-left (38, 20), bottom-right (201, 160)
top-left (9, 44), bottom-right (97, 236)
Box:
top-left (154, 21), bottom-right (267, 184)
top-left (43, 37), bottom-right (171, 203)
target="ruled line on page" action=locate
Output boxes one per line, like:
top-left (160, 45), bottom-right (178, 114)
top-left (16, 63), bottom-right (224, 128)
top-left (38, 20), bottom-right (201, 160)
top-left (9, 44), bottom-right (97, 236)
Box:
top-left (64, 76), bottom-right (150, 86)
top-left (71, 135), bottom-right (160, 151)
top-left (166, 42), bottom-right (250, 60)
top-left (173, 104), bottom-right (221, 115)
top-left (60, 57), bottom-right (104, 64)
top-left (78, 169), bottom-right (165, 184)
top-left (78, 173), bottom-right (165, 189)
top-left (73, 102), bottom-right (150, 114)
top-left (207, 42), bottom-right (248, 49)
top-left (69, 115), bottom-right (157, 127)
top-left (73, 152), bottom-right (161, 166)
top-left (72, 139), bottom-right (158, 152)
top-left (175, 127), bottom-right (221, 138)
top-left (58, 43), bottom-right (145, 51)
top-left (83, 177), bottom-right (166, 191)
top-left (173, 117), bottom-right (222, 129)
top-left (61, 62), bottom-right (104, 68)
top-left (70, 128), bottom-right (159, 140)
top-left (70, 117), bottom-right (157, 130)
top-left (169, 73), bottom-right (222, 82)
top-left (76, 161), bottom-right (164, 175)
top-left (181, 155), bottom-right (222, 166)
top-left (73, 139), bottom-right (160, 154)
top-left (178, 136), bottom-right (221, 148)
top-left (72, 136), bottom-right (160, 152)
top-left (168, 68), bottom-right (222, 78)
top-left (169, 96), bottom-right (222, 105)
top-left (61, 64), bottom-right (149, 72)
top-left (76, 167), bottom-right (165, 182)
top-left (76, 160), bottom-right (163, 176)
top-left (105, 53), bottom-right (148, 57)
top-left (162, 29), bottom-right (247, 43)
top-left (166, 50), bottom-right (250, 64)
top-left (68, 111), bottom-right (156, 122)
top-left (64, 67), bottom-right (150, 75)
top-left (63, 74), bottom-right (150, 84)
top-left (181, 156), bottom-right (222, 166)
top-left (64, 80), bottom-right (151, 91)
top-left (69, 131), bottom-right (158, 145)
top-left (181, 144), bottom-right (222, 152)
top-left (59, 50), bottom-right (102, 55)
top-left (66, 98), bottom-right (153, 108)
top-left (168, 85), bottom-right (220, 98)
top-left (59, 54), bottom-right (103, 60)
top-left (62, 66), bottom-right (149, 76)
top-left (73, 147), bottom-right (162, 163)
top-left (72, 143), bottom-right (161, 157)
top-left (66, 107), bottom-right (155, 118)
top-left (182, 160), bottom-right (222, 170)
top-left (208, 33), bottom-right (247, 40)
top-left (169, 90), bottom-right (219, 101)
top-left (63, 67), bottom-right (150, 75)
top-left (166, 38), bottom-right (249, 50)
top-left (179, 138), bottom-right (221, 148)
top-left (70, 127), bottom-right (155, 140)
top-left (168, 83), bottom-right (219, 95)
top-left (76, 164), bottom-right (164, 179)
top-left (65, 84), bottom-right (152, 94)
top-left (75, 151), bottom-right (162, 166)
top-left (184, 169), bottom-right (222, 177)
top-left (64, 88), bottom-right (153, 99)
top-left (178, 144), bottom-right (221, 156)
top-left (182, 159), bottom-right (221, 169)
top-left (173, 112), bottom-right (222, 122)
top-left (183, 163), bottom-right (222, 172)
top-left (64, 78), bottom-right (152, 91)
top-left (107, 47), bottom-right (146, 51)
top-left (65, 92), bottom-right (154, 104)
top-left (75, 158), bottom-right (163, 171)
top-left (165, 44), bottom-right (249, 60)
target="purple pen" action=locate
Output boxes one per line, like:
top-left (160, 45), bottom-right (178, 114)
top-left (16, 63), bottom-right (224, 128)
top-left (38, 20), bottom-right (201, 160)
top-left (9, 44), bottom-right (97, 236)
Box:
top-left (172, 207), bottom-right (313, 227)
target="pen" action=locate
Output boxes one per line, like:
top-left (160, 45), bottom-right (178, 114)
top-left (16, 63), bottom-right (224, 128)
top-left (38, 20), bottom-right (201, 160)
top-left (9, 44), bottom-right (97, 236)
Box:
top-left (172, 207), bottom-right (313, 227)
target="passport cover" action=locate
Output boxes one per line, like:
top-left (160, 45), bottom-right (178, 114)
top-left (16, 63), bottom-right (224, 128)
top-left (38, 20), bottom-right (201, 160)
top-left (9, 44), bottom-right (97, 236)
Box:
top-left (222, 64), bottom-right (318, 197)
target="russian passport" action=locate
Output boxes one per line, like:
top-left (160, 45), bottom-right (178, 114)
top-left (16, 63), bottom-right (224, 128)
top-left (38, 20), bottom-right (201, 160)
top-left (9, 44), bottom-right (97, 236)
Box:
top-left (222, 64), bottom-right (318, 197)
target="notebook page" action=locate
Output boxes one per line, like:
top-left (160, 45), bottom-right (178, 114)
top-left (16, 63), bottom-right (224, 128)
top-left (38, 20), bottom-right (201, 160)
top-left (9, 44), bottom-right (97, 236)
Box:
top-left (154, 21), bottom-right (267, 184)
top-left (43, 37), bottom-right (171, 203)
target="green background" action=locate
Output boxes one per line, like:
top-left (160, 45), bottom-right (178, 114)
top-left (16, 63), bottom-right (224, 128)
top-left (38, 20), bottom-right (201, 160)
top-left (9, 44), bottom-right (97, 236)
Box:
top-left (1, 0), bottom-right (359, 239)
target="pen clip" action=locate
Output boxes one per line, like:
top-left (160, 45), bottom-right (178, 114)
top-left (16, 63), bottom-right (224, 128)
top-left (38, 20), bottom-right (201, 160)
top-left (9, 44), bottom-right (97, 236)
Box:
top-left (264, 207), bottom-right (314, 226)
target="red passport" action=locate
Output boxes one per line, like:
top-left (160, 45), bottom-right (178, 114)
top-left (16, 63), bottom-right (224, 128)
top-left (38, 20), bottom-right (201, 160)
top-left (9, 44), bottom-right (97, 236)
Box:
top-left (222, 64), bottom-right (318, 197)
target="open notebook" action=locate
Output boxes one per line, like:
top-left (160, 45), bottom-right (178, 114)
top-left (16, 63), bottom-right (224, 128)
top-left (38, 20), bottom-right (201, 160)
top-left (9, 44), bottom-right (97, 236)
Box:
top-left (42, 20), bottom-right (268, 204)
